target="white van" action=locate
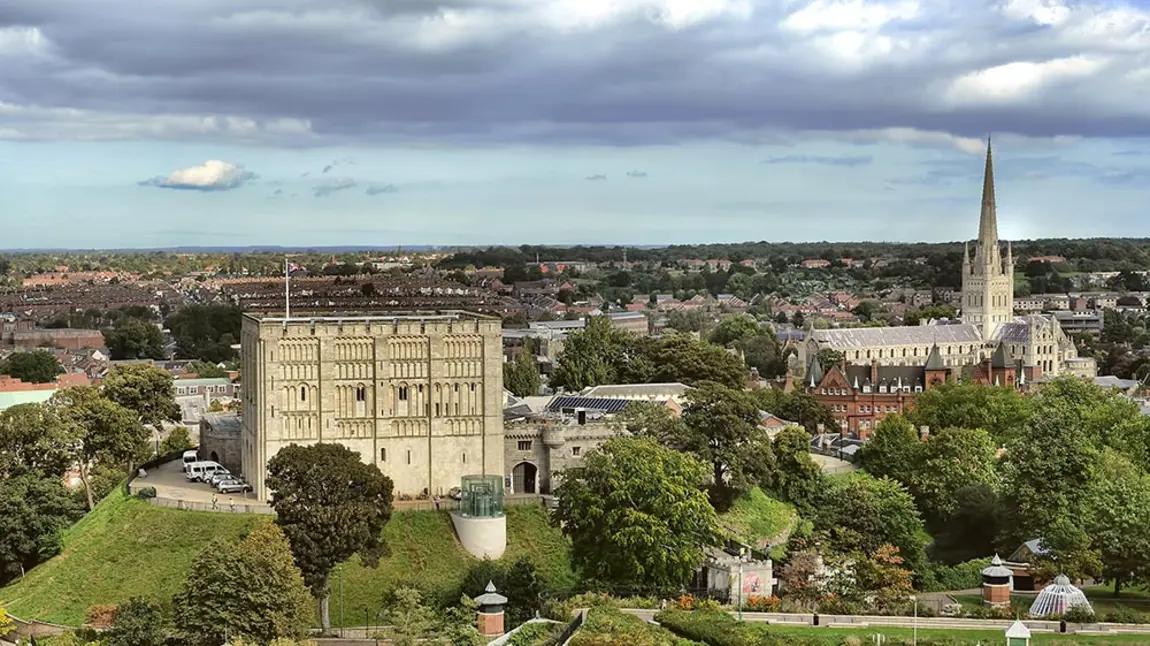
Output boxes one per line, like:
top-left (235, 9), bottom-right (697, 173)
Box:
top-left (186, 461), bottom-right (226, 482)
top-left (182, 450), bottom-right (199, 472)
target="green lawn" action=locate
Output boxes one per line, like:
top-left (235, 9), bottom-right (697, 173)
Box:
top-left (1, 490), bottom-right (574, 628)
top-left (718, 487), bottom-right (796, 551)
top-left (765, 623), bottom-right (1150, 645)
top-left (953, 589), bottom-right (1150, 621)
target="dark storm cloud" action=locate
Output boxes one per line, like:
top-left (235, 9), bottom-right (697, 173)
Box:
top-left (3, 0), bottom-right (1150, 144)
top-left (761, 154), bottom-right (873, 167)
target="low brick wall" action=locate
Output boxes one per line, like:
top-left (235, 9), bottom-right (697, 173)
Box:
top-left (140, 496), bottom-right (274, 515)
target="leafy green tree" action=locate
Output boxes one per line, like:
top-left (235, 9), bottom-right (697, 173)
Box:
top-left (0, 403), bottom-right (72, 478)
top-left (1082, 449), bottom-right (1150, 596)
top-left (550, 316), bottom-right (635, 390)
top-left (173, 524), bottom-right (313, 646)
top-left (102, 319), bottom-right (165, 361)
top-left (503, 350), bottom-right (542, 397)
top-left (708, 314), bottom-right (761, 346)
top-left (0, 349), bottom-right (63, 383)
top-left (643, 334), bottom-right (747, 388)
top-left (554, 437), bottom-right (721, 593)
top-left (0, 472), bottom-right (84, 584)
top-left (672, 382), bottom-right (775, 508)
top-left (814, 472), bottom-right (927, 572)
top-left (0, 604), bottom-right (11, 639)
top-left (911, 427), bottom-right (1000, 527)
top-left (771, 425), bottom-right (825, 513)
top-left (754, 388), bottom-right (837, 434)
top-left (908, 382), bottom-right (1032, 444)
top-left (999, 413), bottom-right (1099, 553)
top-left (861, 414), bottom-right (920, 483)
top-left (664, 310), bottom-right (706, 333)
top-left (104, 597), bottom-right (169, 646)
top-left (851, 300), bottom-right (881, 322)
top-left (50, 387), bottom-right (148, 509)
top-left (902, 303), bottom-right (956, 326)
top-left (159, 426), bottom-right (194, 455)
top-left (165, 304), bottom-right (243, 363)
top-left (439, 596), bottom-right (484, 646)
top-left (101, 364), bottom-right (182, 455)
top-left (185, 360), bottom-right (228, 378)
top-left (266, 443), bottom-right (394, 632)
top-left (380, 588), bottom-right (439, 646)
top-left (849, 544), bottom-right (914, 613)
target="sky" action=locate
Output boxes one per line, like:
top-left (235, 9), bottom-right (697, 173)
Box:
top-left (2, 0), bottom-right (1150, 249)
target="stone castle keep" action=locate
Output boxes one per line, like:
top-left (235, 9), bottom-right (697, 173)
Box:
top-left (239, 311), bottom-right (505, 501)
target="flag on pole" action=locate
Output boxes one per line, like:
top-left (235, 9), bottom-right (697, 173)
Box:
top-left (286, 262), bottom-right (303, 273)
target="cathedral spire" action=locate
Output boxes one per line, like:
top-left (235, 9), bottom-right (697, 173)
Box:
top-left (978, 137), bottom-right (998, 255)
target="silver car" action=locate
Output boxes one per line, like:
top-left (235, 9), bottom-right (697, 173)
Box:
top-left (217, 478), bottom-right (252, 494)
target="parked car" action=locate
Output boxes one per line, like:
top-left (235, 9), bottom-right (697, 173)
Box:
top-left (207, 470), bottom-right (233, 487)
top-left (187, 461), bottom-right (226, 482)
top-left (182, 450), bottom-right (199, 472)
top-left (217, 479), bottom-right (252, 494)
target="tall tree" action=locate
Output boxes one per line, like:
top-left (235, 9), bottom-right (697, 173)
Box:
top-left (771, 425), bottom-right (825, 513)
top-left (708, 314), bottom-right (761, 346)
top-left (907, 382), bottom-right (1032, 444)
top-left (644, 334), bottom-right (747, 388)
top-left (0, 350), bottom-right (63, 384)
top-left (0, 472), bottom-right (84, 584)
top-left (1082, 449), bottom-right (1150, 596)
top-left (0, 403), bottom-right (72, 478)
top-left (50, 387), bottom-right (148, 509)
top-left (266, 443), bottom-right (394, 631)
top-left (174, 524), bottom-right (312, 646)
top-left (860, 414), bottom-right (921, 484)
top-left (101, 364), bottom-right (182, 455)
top-left (503, 350), bottom-right (542, 397)
top-left (814, 472), bottom-right (927, 572)
top-left (104, 597), bottom-right (170, 646)
top-left (671, 381), bottom-right (775, 508)
top-left (102, 319), bottom-right (166, 361)
top-left (554, 437), bottom-right (721, 593)
top-left (911, 427), bottom-right (1000, 527)
top-left (549, 316), bottom-right (635, 390)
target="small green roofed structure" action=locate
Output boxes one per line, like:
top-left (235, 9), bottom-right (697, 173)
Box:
top-left (459, 474), bottom-right (504, 518)
top-left (1005, 619), bottom-right (1031, 646)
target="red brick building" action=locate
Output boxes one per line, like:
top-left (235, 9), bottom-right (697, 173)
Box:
top-left (805, 343), bottom-right (1033, 438)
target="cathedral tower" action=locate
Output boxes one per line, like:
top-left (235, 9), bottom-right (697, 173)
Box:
top-left (961, 139), bottom-right (1015, 340)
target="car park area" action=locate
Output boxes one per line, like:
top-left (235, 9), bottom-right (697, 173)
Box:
top-left (132, 456), bottom-right (259, 506)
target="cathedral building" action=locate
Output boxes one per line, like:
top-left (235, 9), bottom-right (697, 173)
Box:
top-left (800, 140), bottom-right (1096, 388)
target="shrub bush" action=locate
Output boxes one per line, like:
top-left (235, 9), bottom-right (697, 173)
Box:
top-left (1062, 606), bottom-right (1097, 624)
top-left (742, 595), bottom-right (781, 612)
top-left (506, 621), bottom-right (562, 646)
top-left (135, 487), bottom-right (157, 500)
top-left (570, 607), bottom-right (701, 646)
top-left (1104, 605), bottom-right (1146, 624)
top-left (84, 604), bottom-right (118, 628)
top-left (918, 559), bottom-right (991, 593)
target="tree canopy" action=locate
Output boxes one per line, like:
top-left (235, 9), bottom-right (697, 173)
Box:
top-left (49, 386), bottom-right (148, 509)
top-left (266, 443), bottom-right (394, 631)
top-left (554, 437), bottom-right (721, 594)
top-left (0, 349), bottom-right (63, 384)
top-left (173, 524), bottom-right (313, 646)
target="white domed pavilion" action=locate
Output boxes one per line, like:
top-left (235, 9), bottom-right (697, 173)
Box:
top-left (1028, 574), bottom-right (1093, 617)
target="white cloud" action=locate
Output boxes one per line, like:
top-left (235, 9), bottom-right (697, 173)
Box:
top-left (139, 160), bottom-right (257, 191)
top-left (843, 127), bottom-right (986, 154)
top-left (780, 0), bottom-right (919, 33)
top-left (1001, 0), bottom-right (1071, 27)
top-left (945, 56), bottom-right (1109, 105)
top-left (0, 26), bottom-right (50, 57)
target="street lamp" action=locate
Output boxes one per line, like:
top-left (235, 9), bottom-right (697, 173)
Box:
top-left (911, 595), bottom-right (918, 646)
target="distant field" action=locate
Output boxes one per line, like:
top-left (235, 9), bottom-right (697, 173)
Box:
top-left (1, 489), bottom-right (575, 627)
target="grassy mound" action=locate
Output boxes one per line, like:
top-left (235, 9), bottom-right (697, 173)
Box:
top-left (2, 491), bottom-right (574, 627)
top-left (718, 488), bottom-right (796, 550)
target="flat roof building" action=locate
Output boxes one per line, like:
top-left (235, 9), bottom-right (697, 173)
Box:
top-left (239, 311), bottom-right (505, 501)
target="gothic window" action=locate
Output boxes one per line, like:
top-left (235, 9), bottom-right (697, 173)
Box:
top-left (356, 385), bottom-right (367, 402)
top-left (300, 387), bottom-right (307, 402)
top-left (399, 386), bottom-right (409, 401)
top-left (435, 402), bottom-right (441, 417)
top-left (380, 447), bottom-right (387, 462)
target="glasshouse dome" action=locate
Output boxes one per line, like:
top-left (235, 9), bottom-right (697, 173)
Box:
top-left (1028, 574), bottom-right (1093, 617)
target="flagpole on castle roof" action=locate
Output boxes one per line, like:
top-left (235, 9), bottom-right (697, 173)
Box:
top-left (284, 257), bottom-right (291, 323)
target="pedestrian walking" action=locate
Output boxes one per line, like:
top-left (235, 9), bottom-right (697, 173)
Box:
top-left (211, 494), bottom-right (218, 510)
top-left (433, 495), bottom-right (441, 511)
top-left (229, 498), bottom-right (235, 512)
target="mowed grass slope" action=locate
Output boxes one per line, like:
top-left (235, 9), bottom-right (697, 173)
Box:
top-left (2, 488), bottom-right (264, 624)
top-left (2, 491), bottom-right (574, 628)
top-left (718, 487), bottom-right (797, 549)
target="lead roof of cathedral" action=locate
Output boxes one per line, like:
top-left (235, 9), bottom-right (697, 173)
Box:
top-left (811, 324), bottom-right (982, 348)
